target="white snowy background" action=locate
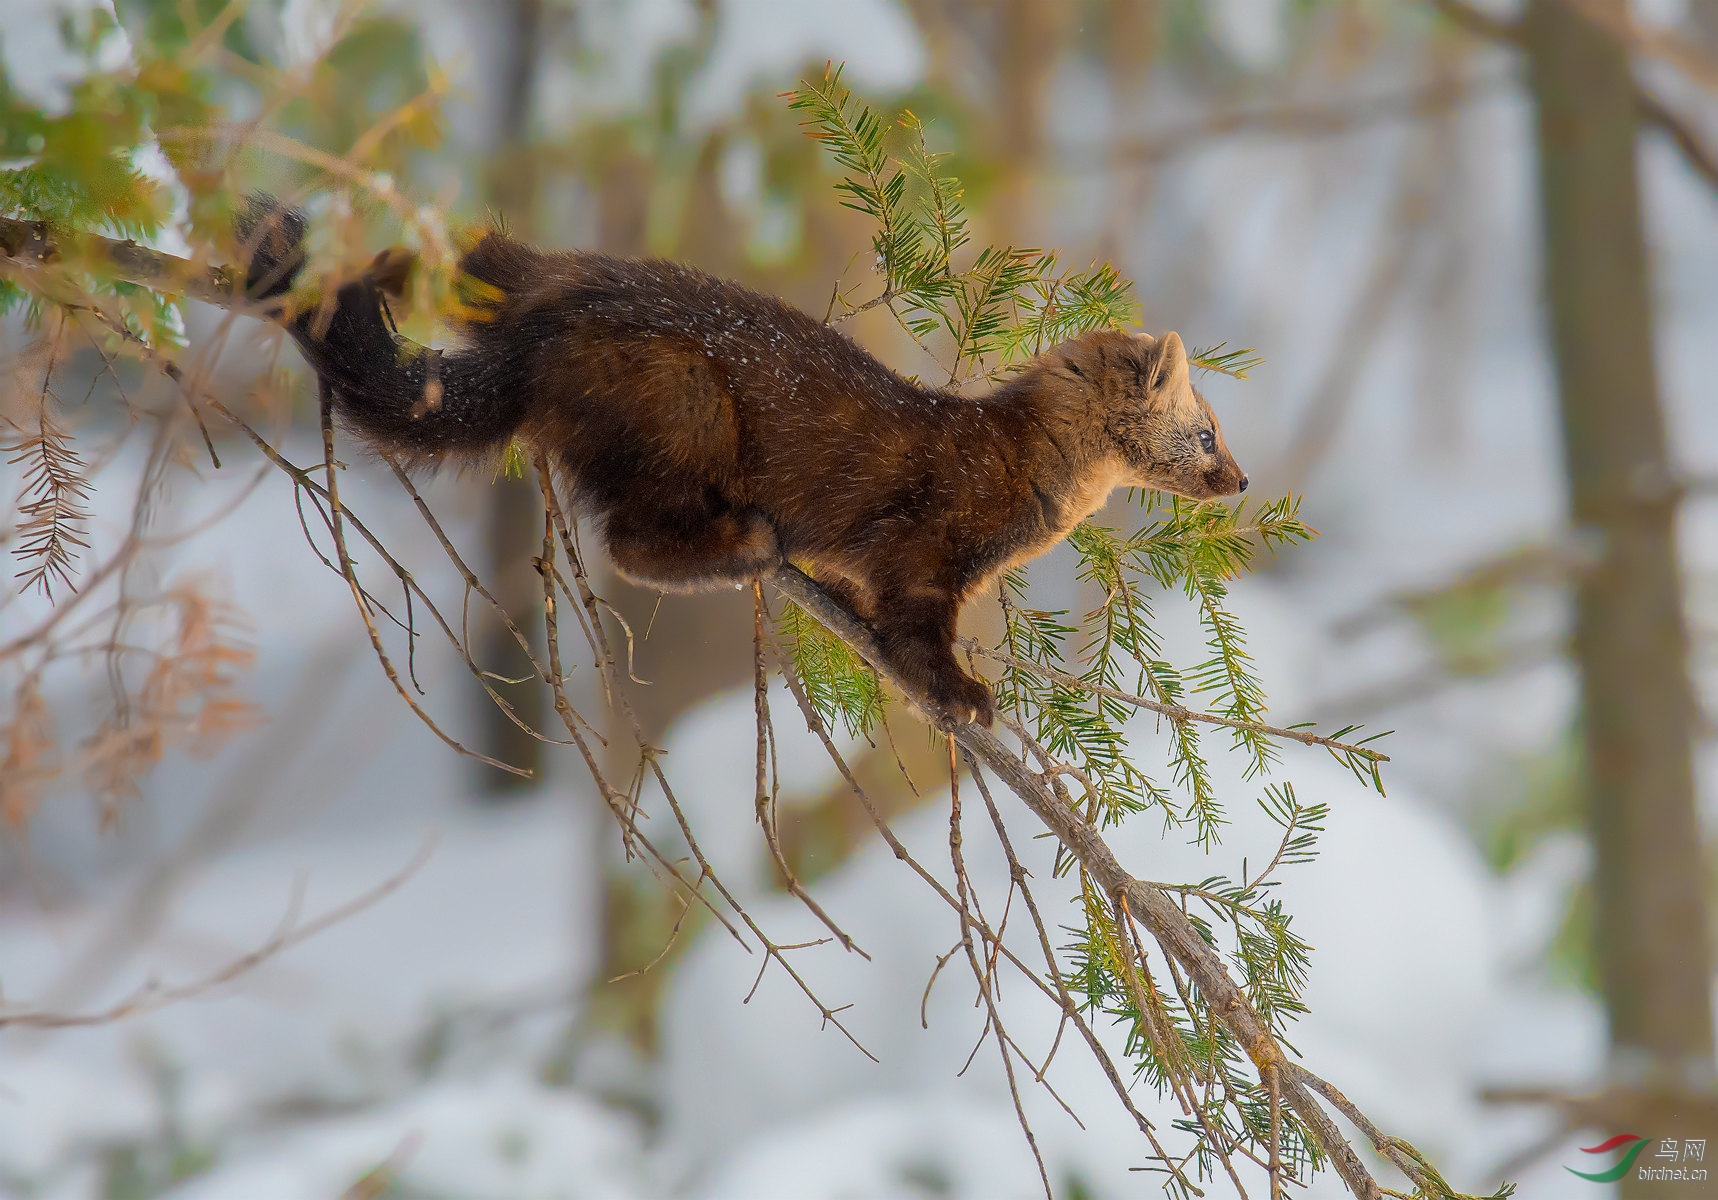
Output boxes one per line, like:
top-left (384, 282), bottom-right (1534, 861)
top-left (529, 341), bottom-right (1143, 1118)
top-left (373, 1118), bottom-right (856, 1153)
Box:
top-left (3, 1), bottom-right (1716, 1199)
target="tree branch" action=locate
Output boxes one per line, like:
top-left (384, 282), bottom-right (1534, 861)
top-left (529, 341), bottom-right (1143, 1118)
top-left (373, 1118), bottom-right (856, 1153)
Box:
top-left (1637, 89), bottom-right (1718, 194)
top-left (1427, 0), bottom-right (1718, 197)
top-left (957, 637), bottom-right (1390, 765)
top-left (0, 215), bottom-right (242, 307)
top-left (3, 213), bottom-right (1468, 1200)
top-left (768, 565), bottom-right (1386, 1200)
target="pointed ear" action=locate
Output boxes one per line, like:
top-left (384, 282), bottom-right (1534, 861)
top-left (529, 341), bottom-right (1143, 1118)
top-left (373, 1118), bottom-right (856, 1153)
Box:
top-left (1149, 330), bottom-right (1190, 392)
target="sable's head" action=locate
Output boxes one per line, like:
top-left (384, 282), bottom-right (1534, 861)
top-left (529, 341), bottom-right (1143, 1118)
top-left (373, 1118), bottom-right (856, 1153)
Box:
top-left (1051, 329), bottom-right (1246, 501)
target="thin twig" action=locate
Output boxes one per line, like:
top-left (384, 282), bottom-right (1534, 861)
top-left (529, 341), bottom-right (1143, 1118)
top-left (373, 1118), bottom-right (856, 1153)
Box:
top-left (0, 835), bottom-right (437, 1029)
top-left (946, 733), bottom-right (1053, 1200)
top-left (315, 384), bottom-right (527, 776)
top-left (1295, 1068), bottom-right (1442, 1195)
top-left (1268, 1061), bottom-right (1286, 1200)
top-left (752, 581), bottom-right (869, 957)
top-left (537, 475), bottom-right (875, 1058)
top-left (525, 459), bottom-right (748, 942)
top-left (769, 632), bottom-right (1131, 1133)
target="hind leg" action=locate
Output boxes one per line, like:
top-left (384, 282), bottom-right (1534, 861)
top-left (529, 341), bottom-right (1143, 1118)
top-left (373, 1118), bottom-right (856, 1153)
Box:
top-left (602, 501), bottom-right (781, 593)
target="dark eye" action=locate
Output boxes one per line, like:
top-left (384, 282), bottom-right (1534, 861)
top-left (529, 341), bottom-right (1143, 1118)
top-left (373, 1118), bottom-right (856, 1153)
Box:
top-left (1198, 430), bottom-right (1215, 452)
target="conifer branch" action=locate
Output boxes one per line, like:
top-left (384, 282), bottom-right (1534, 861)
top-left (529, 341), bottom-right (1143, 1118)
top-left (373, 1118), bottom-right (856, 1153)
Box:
top-left (0, 215), bottom-right (241, 307)
top-left (6, 322), bottom-right (92, 599)
top-left (961, 638), bottom-right (1390, 772)
top-left (767, 563), bottom-right (1393, 1200)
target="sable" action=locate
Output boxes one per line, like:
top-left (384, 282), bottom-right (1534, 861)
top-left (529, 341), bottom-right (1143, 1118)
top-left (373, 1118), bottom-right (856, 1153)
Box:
top-left (241, 198), bottom-right (1246, 726)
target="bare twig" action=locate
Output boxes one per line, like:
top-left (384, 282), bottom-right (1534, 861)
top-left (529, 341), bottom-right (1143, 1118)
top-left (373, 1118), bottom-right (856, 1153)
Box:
top-left (768, 630), bottom-right (1169, 1156)
top-left (315, 385), bottom-right (527, 776)
top-left (526, 459), bottom-right (749, 944)
top-left (535, 474), bottom-right (875, 1059)
top-left (1268, 1061), bottom-right (1285, 1200)
top-left (1296, 1067), bottom-right (1475, 1198)
top-left (0, 835), bottom-right (437, 1030)
top-left (751, 581), bottom-right (868, 957)
top-left (946, 735), bottom-right (1053, 1200)
top-left (383, 456), bottom-right (600, 745)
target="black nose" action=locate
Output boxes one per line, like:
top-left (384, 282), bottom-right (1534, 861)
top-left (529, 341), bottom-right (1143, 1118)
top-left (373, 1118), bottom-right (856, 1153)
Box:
top-left (1238, 475), bottom-right (1249, 492)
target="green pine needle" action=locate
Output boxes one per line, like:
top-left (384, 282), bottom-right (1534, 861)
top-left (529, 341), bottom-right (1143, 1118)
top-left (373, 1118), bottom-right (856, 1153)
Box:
top-left (1189, 342), bottom-right (1265, 380)
top-left (775, 597), bottom-right (886, 739)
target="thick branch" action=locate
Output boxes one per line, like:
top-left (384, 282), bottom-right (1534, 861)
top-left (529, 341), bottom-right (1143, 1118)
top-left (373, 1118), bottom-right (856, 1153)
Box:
top-left (0, 216), bottom-right (242, 307)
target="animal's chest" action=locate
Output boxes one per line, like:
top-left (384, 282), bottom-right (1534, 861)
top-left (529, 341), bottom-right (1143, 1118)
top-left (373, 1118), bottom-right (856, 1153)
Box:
top-left (986, 462), bottom-right (1124, 577)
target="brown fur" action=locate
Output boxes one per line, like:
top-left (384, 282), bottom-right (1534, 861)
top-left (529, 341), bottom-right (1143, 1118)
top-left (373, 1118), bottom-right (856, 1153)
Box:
top-left (243, 204), bottom-right (1247, 725)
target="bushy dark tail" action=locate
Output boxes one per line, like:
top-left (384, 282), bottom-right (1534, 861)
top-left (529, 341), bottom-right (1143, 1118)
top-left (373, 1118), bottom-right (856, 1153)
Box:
top-left (449, 227), bottom-right (540, 313)
top-left (237, 195), bottom-right (532, 460)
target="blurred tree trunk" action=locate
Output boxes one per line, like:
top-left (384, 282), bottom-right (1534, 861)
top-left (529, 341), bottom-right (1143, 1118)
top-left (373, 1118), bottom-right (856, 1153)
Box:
top-left (1691, 0), bottom-right (1718, 52)
top-left (474, 0), bottom-right (548, 795)
top-left (1525, 0), bottom-right (1715, 1155)
top-left (990, 0), bottom-right (1070, 241)
top-left (1410, 34), bottom-right (1476, 459)
top-left (1102, 0), bottom-right (1159, 84)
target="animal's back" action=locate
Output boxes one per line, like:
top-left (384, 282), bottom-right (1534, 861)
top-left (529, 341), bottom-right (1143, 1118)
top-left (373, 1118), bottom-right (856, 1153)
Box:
top-left (472, 242), bottom-right (984, 550)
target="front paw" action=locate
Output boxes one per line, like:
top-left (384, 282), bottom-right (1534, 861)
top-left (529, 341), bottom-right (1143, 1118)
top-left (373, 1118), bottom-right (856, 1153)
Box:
top-left (931, 670), bottom-right (996, 728)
